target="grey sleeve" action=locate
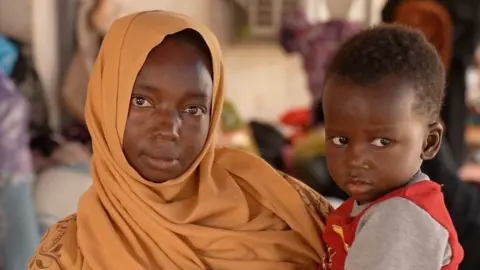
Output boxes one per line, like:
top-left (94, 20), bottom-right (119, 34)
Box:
top-left (345, 197), bottom-right (451, 270)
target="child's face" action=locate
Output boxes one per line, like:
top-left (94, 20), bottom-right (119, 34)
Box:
top-left (322, 76), bottom-right (442, 204)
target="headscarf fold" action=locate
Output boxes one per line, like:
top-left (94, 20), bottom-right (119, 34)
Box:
top-left (29, 11), bottom-right (330, 270)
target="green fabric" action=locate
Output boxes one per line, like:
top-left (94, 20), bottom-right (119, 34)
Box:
top-left (221, 100), bottom-right (245, 132)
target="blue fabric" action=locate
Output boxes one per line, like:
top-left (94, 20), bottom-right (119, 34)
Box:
top-left (0, 36), bottom-right (19, 77)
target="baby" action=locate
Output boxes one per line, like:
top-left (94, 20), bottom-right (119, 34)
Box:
top-left (321, 25), bottom-right (463, 269)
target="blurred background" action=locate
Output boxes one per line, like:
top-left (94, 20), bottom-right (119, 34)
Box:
top-left (2, 0), bottom-right (480, 269)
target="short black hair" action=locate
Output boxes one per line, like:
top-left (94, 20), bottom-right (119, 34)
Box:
top-left (325, 24), bottom-right (445, 121)
top-left (167, 29), bottom-right (213, 74)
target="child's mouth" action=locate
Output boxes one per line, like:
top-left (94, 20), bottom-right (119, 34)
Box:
top-left (346, 180), bottom-right (373, 196)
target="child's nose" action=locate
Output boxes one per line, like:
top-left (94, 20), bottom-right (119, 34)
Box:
top-left (345, 144), bottom-right (369, 169)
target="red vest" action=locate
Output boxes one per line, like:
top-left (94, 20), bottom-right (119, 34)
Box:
top-left (322, 181), bottom-right (463, 270)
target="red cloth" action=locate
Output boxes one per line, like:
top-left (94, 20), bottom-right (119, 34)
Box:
top-left (280, 108), bottom-right (312, 128)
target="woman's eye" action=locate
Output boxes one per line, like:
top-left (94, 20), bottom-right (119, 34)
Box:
top-left (131, 96), bottom-right (153, 108)
top-left (331, 136), bottom-right (348, 146)
top-left (184, 106), bottom-right (206, 116)
top-left (371, 138), bottom-right (391, 147)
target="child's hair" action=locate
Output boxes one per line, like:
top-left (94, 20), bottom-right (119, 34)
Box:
top-left (325, 24), bottom-right (445, 122)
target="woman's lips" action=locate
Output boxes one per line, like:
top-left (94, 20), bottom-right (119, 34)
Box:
top-left (144, 155), bottom-right (179, 171)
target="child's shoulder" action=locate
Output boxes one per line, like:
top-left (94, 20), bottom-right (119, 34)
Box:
top-left (374, 179), bottom-right (446, 216)
top-left (366, 179), bottom-right (444, 213)
top-left (358, 180), bottom-right (450, 233)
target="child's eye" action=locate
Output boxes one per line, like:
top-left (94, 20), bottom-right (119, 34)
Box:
top-left (331, 136), bottom-right (348, 146)
top-left (131, 96), bottom-right (153, 108)
top-left (183, 106), bottom-right (206, 116)
top-left (371, 138), bottom-right (391, 147)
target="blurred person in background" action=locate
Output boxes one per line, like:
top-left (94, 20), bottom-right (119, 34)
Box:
top-left (0, 68), bottom-right (40, 269)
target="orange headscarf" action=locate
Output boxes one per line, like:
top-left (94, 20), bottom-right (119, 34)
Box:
top-left (30, 11), bottom-right (331, 270)
top-left (394, 0), bottom-right (453, 71)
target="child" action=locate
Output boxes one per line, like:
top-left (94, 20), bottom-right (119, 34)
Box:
top-left (321, 25), bottom-right (464, 269)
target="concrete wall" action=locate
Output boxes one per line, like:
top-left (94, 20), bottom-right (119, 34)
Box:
top-left (0, 0), bottom-right (31, 43)
top-left (102, 0), bottom-right (240, 46)
top-left (224, 44), bottom-right (311, 122)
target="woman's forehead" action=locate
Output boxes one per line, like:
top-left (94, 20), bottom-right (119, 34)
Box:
top-left (137, 38), bottom-right (212, 78)
top-left (133, 40), bottom-right (213, 99)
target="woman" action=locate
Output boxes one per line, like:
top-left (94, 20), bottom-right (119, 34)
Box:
top-left (29, 11), bottom-right (331, 270)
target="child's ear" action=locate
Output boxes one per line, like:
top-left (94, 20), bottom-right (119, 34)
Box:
top-left (421, 122), bottom-right (443, 160)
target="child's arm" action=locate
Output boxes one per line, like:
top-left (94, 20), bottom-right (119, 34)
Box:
top-left (345, 197), bottom-right (451, 270)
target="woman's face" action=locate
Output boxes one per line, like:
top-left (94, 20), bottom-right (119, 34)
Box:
top-left (122, 37), bottom-right (213, 183)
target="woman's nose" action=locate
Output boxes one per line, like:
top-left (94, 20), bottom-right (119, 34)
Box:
top-left (152, 107), bottom-right (180, 141)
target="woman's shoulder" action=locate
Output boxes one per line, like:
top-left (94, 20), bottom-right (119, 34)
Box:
top-left (280, 171), bottom-right (333, 221)
top-left (29, 214), bottom-right (79, 270)
top-left (214, 147), bottom-right (333, 219)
